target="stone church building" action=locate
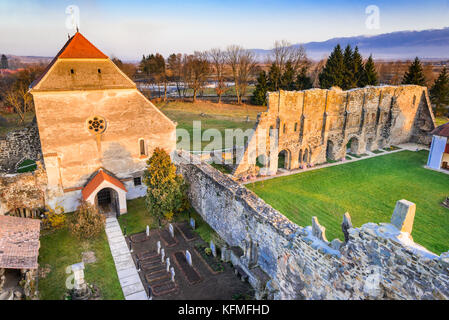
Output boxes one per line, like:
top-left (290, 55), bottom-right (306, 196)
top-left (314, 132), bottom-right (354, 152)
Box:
top-left (26, 32), bottom-right (176, 214)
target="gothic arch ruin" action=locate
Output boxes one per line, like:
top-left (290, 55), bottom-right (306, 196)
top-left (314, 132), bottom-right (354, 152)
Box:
top-left (234, 85), bottom-right (435, 177)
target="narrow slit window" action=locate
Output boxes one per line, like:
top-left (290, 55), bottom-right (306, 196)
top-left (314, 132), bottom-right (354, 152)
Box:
top-left (70, 69), bottom-right (75, 74)
top-left (139, 139), bottom-right (146, 156)
top-left (98, 68), bottom-right (101, 74)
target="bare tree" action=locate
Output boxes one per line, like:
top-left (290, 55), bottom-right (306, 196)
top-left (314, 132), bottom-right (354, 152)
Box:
top-left (5, 82), bottom-right (32, 123)
top-left (226, 45), bottom-right (257, 104)
top-left (184, 52), bottom-right (210, 102)
top-left (271, 40), bottom-right (309, 75)
top-left (167, 53), bottom-right (184, 98)
top-left (208, 48), bottom-right (227, 104)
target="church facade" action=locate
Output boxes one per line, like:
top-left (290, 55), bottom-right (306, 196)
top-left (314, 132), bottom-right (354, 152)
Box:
top-left (28, 32), bottom-right (176, 214)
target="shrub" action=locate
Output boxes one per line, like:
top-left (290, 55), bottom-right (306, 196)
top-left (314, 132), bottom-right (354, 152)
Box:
top-left (69, 201), bottom-right (105, 239)
top-left (42, 204), bottom-right (66, 230)
top-left (204, 247), bottom-right (212, 256)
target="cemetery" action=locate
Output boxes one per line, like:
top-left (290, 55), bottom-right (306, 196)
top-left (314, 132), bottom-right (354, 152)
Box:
top-left (125, 220), bottom-right (253, 299)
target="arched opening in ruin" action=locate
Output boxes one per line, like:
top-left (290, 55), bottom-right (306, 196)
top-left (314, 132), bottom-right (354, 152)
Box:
top-left (257, 154), bottom-right (269, 168)
top-left (278, 150), bottom-right (291, 170)
top-left (326, 140), bottom-right (335, 161)
top-left (95, 187), bottom-right (119, 216)
top-left (303, 148), bottom-right (310, 164)
top-left (346, 137), bottom-right (359, 155)
top-left (366, 138), bottom-right (374, 151)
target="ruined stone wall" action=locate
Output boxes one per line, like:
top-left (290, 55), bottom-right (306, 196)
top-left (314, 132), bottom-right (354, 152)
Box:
top-left (234, 85), bottom-right (435, 177)
top-left (0, 162), bottom-right (47, 215)
top-left (0, 119), bottom-right (43, 174)
top-left (177, 154), bottom-right (449, 300)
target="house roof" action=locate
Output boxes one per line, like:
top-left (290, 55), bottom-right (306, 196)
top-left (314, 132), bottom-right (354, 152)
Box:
top-left (30, 32), bottom-right (108, 90)
top-left (431, 122), bottom-right (449, 137)
top-left (0, 216), bottom-right (41, 270)
top-left (82, 168), bottom-right (127, 200)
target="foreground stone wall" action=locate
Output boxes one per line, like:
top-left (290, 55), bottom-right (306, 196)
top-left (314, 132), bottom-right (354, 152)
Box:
top-left (0, 119), bottom-right (43, 174)
top-left (234, 85), bottom-right (435, 177)
top-left (177, 153), bottom-right (449, 300)
top-left (0, 162), bottom-right (47, 215)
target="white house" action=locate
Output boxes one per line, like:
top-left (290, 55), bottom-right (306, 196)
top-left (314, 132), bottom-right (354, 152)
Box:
top-left (427, 122), bottom-right (449, 171)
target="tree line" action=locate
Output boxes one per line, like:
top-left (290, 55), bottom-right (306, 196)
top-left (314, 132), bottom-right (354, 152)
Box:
top-left (138, 46), bottom-right (258, 104)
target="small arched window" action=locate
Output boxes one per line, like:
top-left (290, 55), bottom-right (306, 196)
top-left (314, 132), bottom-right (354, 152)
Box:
top-left (139, 139), bottom-right (146, 156)
top-left (70, 69), bottom-right (75, 74)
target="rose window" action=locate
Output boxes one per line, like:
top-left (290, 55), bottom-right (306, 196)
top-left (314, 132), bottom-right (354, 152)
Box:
top-left (87, 116), bottom-right (106, 134)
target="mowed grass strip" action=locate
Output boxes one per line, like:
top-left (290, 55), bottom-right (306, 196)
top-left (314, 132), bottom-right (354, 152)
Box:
top-left (247, 150), bottom-right (449, 254)
top-left (38, 226), bottom-right (123, 300)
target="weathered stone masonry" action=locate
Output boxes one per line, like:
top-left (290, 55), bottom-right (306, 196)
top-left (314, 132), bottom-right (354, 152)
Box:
top-left (177, 153), bottom-right (449, 300)
top-left (234, 85), bottom-right (435, 177)
top-left (0, 119), bottom-right (43, 173)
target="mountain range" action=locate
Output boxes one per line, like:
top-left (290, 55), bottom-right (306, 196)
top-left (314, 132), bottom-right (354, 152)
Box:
top-left (252, 27), bottom-right (449, 61)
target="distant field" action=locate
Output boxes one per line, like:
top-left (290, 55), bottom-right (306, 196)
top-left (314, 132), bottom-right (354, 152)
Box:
top-left (435, 116), bottom-right (449, 126)
top-left (157, 100), bottom-right (265, 151)
top-left (0, 112), bottom-right (35, 137)
top-left (247, 151), bottom-right (449, 255)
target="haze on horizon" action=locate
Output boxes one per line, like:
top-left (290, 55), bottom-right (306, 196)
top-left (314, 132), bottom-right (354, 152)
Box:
top-left (1, 0), bottom-right (449, 61)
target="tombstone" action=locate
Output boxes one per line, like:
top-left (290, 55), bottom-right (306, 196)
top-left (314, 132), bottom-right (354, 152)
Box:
top-left (161, 248), bottom-right (165, 263)
top-left (146, 225), bottom-right (150, 237)
top-left (166, 257), bottom-right (170, 272)
top-left (157, 241), bottom-right (161, 254)
top-left (210, 240), bottom-right (217, 257)
top-left (185, 250), bottom-right (192, 266)
top-left (169, 223), bottom-right (174, 238)
top-left (221, 246), bottom-right (229, 262)
top-left (190, 218), bottom-right (195, 230)
top-left (71, 262), bottom-right (85, 290)
top-left (170, 267), bottom-right (175, 282)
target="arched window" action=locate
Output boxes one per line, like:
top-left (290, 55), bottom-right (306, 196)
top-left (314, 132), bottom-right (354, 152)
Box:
top-left (139, 139), bottom-right (146, 156)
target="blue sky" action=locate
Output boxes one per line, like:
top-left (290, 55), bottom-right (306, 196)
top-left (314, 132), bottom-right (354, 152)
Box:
top-left (1, 0), bottom-right (449, 60)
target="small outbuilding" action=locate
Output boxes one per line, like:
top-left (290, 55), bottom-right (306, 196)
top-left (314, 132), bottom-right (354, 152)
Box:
top-left (427, 122), bottom-right (449, 171)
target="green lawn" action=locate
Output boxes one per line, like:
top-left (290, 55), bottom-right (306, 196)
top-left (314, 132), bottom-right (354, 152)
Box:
top-left (247, 150), bottom-right (449, 254)
top-left (118, 197), bottom-right (219, 244)
top-left (38, 226), bottom-right (123, 300)
top-left (157, 101), bottom-right (264, 151)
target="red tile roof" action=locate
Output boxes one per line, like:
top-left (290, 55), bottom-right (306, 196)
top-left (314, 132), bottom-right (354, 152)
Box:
top-left (82, 169), bottom-right (127, 200)
top-left (0, 216), bottom-right (41, 269)
top-left (431, 122), bottom-right (449, 137)
top-left (59, 32), bottom-right (108, 59)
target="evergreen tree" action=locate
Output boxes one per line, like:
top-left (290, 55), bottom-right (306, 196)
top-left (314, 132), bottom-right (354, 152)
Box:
top-left (267, 63), bottom-right (282, 91)
top-left (430, 67), bottom-right (449, 116)
top-left (362, 55), bottom-right (378, 86)
top-left (319, 44), bottom-right (345, 89)
top-left (143, 148), bottom-right (188, 224)
top-left (280, 61), bottom-right (296, 90)
top-left (296, 67), bottom-right (313, 90)
top-left (0, 54), bottom-right (8, 69)
top-left (251, 71), bottom-right (269, 105)
top-left (352, 47), bottom-right (365, 87)
top-left (402, 57), bottom-right (426, 86)
top-left (342, 45), bottom-right (354, 90)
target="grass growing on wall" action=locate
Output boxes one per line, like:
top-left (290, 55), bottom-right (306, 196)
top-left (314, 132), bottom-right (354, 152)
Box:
top-left (38, 224), bottom-right (123, 300)
top-left (247, 150), bottom-right (449, 255)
